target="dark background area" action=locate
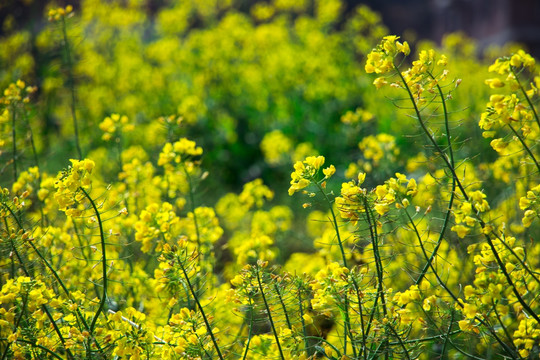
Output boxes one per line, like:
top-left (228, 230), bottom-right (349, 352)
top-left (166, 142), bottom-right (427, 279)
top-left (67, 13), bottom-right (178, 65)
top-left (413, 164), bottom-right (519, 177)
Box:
top-left (360, 0), bottom-right (540, 57)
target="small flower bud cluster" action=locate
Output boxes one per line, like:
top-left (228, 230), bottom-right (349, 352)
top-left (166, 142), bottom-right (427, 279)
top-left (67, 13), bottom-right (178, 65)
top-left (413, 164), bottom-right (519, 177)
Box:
top-left (48, 5), bottom-right (74, 22)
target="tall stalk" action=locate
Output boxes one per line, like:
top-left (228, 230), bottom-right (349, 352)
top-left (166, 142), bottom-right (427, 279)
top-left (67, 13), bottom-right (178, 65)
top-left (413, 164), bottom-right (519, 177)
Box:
top-left (313, 180), bottom-right (357, 355)
top-left (255, 264), bottom-right (285, 360)
top-left (80, 188), bottom-right (108, 333)
top-left (395, 63), bottom-right (540, 326)
top-left (179, 259), bottom-right (224, 360)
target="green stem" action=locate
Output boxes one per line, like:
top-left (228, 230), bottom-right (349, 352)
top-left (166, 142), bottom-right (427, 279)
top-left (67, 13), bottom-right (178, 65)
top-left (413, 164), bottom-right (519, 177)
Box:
top-left (394, 64), bottom-right (469, 202)
top-left (3, 224), bottom-right (74, 359)
top-left (363, 197), bottom-right (387, 318)
top-left (492, 300), bottom-right (517, 354)
top-left (80, 187), bottom-right (108, 333)
top-left (314, 180), bottom-right (355, 355)
top-left (241, 299), bottom-right (254, 360)
top-left (0, 339), bottom-right (65, 360)
top-left (440, 310), bottom-right (454, 359)
top-left (314, 181), bottom-right (347, 268)
top-left (179, 260), bottom-right (224, 360)
top-left (507, 122), bottom-right (540, 173)
top-left (396, 63), bottom-right (540, 326)
top-left (413, 74), bottom-right (457, 286)
top-left (512, 67), bottom-right (540, 129)
top-left (414, 177), bottom-right (455, 286)
top-left (255, 265), bottom-right (285, 360)
top-left (2, 202), bottom-right (99, 356)
top-left (296, 285), bottom-right (309, 355)
top-left (184, 167), bottom-right (202, 266)
top-left (351, 277), bottom-right (368, 360)
top-left (274, 283), bottom-right (292, 330)
top-left (386, 322), bottom-right (411, 360)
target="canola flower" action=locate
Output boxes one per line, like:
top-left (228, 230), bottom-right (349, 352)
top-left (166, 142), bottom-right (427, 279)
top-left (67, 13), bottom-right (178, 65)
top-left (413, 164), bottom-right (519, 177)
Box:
top-left (1, 2), bottom-right (540, 359)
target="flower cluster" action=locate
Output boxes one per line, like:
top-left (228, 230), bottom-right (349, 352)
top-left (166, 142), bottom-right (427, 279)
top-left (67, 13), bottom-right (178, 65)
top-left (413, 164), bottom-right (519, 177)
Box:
top-left (2, 2), bottom-right (540, 358)
top-left (519, 183), bottom-right (540, 227)
top-left (0, 80), bottom-right (37, 105)
top-left (134, 202), bottom-right (180, 252)
top-left (48, 5), bottom-right (73, 22)
top-left (98, 113), bottom-right (134, 141)
top-left (53, 159), bottom-right (95, 214)
top-left (364, 35), bottom-right (410, 74)
top-left (288, 156), bottom-right (334, 195)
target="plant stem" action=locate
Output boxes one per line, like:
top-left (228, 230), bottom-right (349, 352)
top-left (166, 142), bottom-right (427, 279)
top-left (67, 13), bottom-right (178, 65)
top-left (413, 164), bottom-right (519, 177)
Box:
top-left (2, 222), bottom-right (75, 359)
top-left (314, 180), bottom-right (355, 355)
top-left (241, 299), bottom-right (254, 360)
top-left (507, 122), bottom-right (540, 173)
top-left (2, 202), bottom-right (101, 356)
top-left (80, 187), bottom-right (108, 333)
top-left (314, 181), bottom-right (347, 268)
top-left (179, 260), bottom-right (224, 360)
top-left (255, 265), bottom-right (285, 360)
top-left (512, 68), bottom-right (540, 129)
top-left (351, 277), bottom-right (368, 360)
top-left (274, 283), bottom-right (292, 330)
top-left (396, 63), bottom-right (540, 326)
top-left (297, 285), bottom-right (310, 355)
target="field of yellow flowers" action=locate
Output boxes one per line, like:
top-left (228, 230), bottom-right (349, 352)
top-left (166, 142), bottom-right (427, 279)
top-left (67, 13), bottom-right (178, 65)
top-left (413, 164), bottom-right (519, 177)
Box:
top-left (1, 0), bottom-right (539, 359)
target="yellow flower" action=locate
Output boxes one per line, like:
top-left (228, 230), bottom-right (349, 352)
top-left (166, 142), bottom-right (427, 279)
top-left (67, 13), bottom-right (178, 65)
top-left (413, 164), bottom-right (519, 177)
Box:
top-left (323, 165), bottom-right (336, 178)
top-left (373, 77), bottom-right (388, 89)
top-left (302, 313), bottom-right (313, 325)
top-left (451, 224), bottom-right (470, 238)
top-left (462, 303), bottom-right (477, 319)
top-left (485, 78), bottom-right (504, 88)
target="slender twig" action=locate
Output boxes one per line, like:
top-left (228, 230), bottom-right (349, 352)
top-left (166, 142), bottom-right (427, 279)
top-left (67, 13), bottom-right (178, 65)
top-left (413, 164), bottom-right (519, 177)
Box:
top-left (363, 197), bottom-right (387, 317)
top-left (0, 339), bottom-right (64, 360)
top-left (313, 180), bottom-right (356, 355)
top-left (2, 202), bottom-right (99, 356)
top-left (179, 259), bottom-right (224, 360)
top-left (80, 187), bottom-right (108, 333)
top-left (274, 283), bottom-right (292, 330)
top-left (491, 300), bottom-right (517, 354)
top-left (351, 277), bottom-right (368, 360)
top-left (512, 67), bottom-right (540, 129)
top-left (395, 62), bottom-right (540, 325)
top-left (313, 181), bottom-right (347, 268)
top-left (2, 225), bottom-right (75, 359)
top-left (297, 284), bottom-right (309, 355)
top-left (507, 123), bottom-right (540, 172)
top-left (414, 74), bottom-right (458, 286)
top-left (255, 265), bottom-right (285, 360)
top-left (386, 322), bottom-right (411, 360)
top-left (241, 299), bottom-right (254, 360)
top-left (362, 196), bottom-right (389, 359)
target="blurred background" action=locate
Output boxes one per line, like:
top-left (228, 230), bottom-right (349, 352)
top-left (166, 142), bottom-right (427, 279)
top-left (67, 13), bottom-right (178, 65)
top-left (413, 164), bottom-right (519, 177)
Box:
top-left (0, 0), bottom-right (539, 203)
top-left (3, 0), bottom-right (540, 56)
